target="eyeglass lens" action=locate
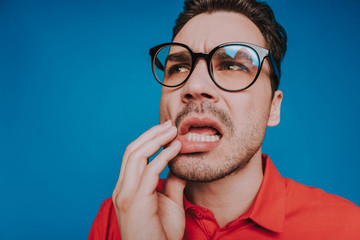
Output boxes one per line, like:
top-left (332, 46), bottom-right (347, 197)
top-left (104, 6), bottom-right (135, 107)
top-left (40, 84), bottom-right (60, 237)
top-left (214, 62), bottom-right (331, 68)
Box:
top-left (153, 44), bottom-right (260, 91)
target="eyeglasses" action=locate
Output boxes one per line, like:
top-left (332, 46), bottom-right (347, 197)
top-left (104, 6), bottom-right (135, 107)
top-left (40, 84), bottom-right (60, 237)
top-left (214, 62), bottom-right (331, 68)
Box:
top-left (149, 42), bottom-right (279, 92)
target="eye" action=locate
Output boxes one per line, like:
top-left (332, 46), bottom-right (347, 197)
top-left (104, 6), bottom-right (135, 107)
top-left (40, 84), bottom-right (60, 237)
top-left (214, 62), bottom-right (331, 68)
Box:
top-left (219, 61), bottom-right (248, 72)
top-left (176, 66), bottom-right (189, 73)
top-left (167, 64), bottom-right (191, 75)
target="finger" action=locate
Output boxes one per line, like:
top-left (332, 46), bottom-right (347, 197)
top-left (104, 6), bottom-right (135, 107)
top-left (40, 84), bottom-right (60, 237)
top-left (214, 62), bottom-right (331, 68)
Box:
top-left (163, 172), bottom-right (186, 207)
top-left (137, 140), bottom-right (181, 196)
top-left (114, 120), bottom-right (173, 193)
top-left (120, 120), bottom-right (173, 181)
top-left (119, 127), bottom-right (178, 196)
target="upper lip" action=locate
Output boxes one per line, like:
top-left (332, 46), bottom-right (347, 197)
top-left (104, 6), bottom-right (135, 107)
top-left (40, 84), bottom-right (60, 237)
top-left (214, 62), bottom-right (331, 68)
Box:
top-left (178, 116), bottom-right (224, 136)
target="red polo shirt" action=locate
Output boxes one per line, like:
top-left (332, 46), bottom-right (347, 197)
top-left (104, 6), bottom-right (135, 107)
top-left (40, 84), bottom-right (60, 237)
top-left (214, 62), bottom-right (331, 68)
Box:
top-left (89, 155), bottom-right (360, 239)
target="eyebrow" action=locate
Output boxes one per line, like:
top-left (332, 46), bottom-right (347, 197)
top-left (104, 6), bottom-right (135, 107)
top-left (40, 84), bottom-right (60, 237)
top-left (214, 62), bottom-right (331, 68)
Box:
top-left (155, 52), bottom-right (191, 71)
top-left (166, 52), bottom-right (191, 63)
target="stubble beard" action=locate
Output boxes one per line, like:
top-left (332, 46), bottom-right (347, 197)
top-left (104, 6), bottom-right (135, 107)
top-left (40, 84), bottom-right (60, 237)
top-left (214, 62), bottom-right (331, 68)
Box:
top-left (168, 101), bottom-right (268, 183)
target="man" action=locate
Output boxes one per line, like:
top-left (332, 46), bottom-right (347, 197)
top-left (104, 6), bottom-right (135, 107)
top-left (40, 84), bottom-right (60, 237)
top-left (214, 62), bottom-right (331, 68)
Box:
top-left (89, 0), bottom-right (360, 239)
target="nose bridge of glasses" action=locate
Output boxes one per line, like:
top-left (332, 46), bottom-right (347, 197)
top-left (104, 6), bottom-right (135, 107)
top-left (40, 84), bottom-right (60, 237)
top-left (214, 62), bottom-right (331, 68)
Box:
top-left (183, 51), bottom-right (218, 95)
top-left (192, 52), bottom-right (210, 65)
top-left (190, 52), bottom-right (211, 75)
top-left (181, 51), bottom-right (220, 101)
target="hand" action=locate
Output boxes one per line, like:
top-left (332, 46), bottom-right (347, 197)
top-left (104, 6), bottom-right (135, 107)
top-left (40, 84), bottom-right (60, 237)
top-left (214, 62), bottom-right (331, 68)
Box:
top-left (112, 121), bottom-right (186, 240)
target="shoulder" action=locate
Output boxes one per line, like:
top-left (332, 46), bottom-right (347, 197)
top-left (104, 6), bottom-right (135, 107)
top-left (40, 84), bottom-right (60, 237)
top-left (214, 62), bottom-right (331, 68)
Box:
top-left (88, 197), bottom-right (121, 240)
top-left (284, 178), bottom-right (359, 212)
top-left (283, 178), bottom-right (360, 237)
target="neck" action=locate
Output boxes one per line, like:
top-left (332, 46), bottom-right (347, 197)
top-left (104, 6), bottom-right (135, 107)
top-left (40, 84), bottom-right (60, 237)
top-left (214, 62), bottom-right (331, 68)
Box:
top-left (184, 150), bottom-right (264, 228)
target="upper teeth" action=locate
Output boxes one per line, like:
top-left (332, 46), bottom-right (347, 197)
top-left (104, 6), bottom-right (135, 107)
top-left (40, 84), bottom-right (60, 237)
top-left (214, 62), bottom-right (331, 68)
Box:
top-left (186, 132), bottom-right (220, 142)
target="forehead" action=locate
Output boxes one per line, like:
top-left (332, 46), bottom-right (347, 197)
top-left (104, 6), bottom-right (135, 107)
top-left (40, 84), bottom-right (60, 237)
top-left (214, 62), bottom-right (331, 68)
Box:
top-left (173, 11), bottom-right (266, 53)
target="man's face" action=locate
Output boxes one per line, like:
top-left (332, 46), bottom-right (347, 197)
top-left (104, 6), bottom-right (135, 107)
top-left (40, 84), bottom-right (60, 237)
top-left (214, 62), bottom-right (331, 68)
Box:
top-left (159, 12), bottom-right (282, 182)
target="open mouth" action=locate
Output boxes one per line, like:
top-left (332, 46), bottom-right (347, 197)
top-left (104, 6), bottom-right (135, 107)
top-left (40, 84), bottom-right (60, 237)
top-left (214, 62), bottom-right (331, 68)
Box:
top-left (177, 117), bottom-right (223, 153)
top-left (185, 126), bottom-right (222, 142)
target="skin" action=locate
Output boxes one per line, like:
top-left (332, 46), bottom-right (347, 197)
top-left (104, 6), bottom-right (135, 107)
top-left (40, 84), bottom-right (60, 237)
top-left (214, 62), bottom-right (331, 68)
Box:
top-left (112, 12), bottom-right (283, 239)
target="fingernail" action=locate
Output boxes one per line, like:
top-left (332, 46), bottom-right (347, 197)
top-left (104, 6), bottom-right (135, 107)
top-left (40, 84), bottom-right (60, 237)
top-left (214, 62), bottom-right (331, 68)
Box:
top-left (163, 120), bottom-right (172, 126)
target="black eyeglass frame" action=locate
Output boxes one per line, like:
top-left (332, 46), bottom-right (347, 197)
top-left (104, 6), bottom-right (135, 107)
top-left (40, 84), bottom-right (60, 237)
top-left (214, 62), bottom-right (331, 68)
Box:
top-left (149, 42), bottom-right (279, 92)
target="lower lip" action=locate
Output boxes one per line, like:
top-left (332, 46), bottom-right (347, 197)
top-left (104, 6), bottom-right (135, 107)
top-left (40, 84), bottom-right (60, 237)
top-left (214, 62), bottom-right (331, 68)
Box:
top-left (177, 135), bottom-right (221, 154)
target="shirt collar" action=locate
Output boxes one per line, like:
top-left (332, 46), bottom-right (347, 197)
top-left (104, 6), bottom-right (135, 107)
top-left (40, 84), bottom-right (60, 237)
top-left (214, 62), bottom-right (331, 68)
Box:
top-left (247, 154), bottom-right (286, 233)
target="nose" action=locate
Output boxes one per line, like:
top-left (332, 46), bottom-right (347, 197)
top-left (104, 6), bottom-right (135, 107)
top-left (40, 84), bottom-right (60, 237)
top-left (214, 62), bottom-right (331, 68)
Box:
top-left (180, 59), bottom-right (220, 103)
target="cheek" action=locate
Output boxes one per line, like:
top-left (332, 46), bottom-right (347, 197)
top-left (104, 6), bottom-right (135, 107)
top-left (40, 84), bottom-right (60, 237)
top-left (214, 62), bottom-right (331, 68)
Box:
top-left (159, 90), bottom-right (179, 123)
top-left (159, 100), bottom-right (168, 123)
top-left (245, 75), bottom-right (273, 115)
top-left (227, 92), bottom-right (271, 131)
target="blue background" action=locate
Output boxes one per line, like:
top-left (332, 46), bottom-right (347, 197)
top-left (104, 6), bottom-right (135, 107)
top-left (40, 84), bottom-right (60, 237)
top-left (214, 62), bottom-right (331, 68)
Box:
top-left (1, 0), bottom-right (359, 239)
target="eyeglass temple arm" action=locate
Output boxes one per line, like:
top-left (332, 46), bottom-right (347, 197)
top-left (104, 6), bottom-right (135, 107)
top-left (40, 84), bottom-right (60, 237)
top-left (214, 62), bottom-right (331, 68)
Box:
top-left (155, 57), bottom-right (165, 71)
top-left (268, 54), bottom-right (280, 80)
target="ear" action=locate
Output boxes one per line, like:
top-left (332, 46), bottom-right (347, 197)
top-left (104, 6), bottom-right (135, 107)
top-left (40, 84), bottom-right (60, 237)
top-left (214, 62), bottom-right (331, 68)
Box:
top-left (267, 90), bottom-right (283, 127)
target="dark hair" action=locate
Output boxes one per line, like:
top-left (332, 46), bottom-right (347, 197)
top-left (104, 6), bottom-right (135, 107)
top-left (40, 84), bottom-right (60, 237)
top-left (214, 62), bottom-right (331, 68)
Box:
top-left (172, 0), bottom-right (287, 93)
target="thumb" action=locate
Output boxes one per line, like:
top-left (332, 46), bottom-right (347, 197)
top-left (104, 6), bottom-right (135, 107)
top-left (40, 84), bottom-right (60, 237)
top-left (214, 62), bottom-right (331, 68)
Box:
top-left (163, 172), bottom-right (186, 206)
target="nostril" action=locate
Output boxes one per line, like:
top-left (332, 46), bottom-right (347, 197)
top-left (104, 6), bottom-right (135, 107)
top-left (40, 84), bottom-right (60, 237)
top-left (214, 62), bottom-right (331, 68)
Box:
top-left (184, 93), bottom-right (193, 99)
top-left (201, 93), bottom-right (213, 99)
top-left (183, 93), bottom-right (213, 100)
